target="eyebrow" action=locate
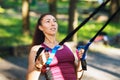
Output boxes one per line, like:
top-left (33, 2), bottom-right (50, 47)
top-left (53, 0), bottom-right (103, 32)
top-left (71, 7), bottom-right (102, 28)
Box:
top-left (44, 18), bottom-right (56, 21)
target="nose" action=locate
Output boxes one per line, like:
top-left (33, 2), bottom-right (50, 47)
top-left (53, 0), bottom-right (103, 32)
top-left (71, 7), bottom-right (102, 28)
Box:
top-left (50, 20), bottom-right (56, 26)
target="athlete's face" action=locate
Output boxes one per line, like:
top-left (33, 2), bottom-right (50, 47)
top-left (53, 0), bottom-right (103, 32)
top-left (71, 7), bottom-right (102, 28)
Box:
top-left (39, 15), bottom-right (58, 36)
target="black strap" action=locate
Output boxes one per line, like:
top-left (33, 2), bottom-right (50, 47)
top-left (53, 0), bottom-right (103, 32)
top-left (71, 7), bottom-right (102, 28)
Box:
top-left (35, 47), bottom-right (44, 62)
top-left (59, 0), bottom-right (110, 45)
top-left (34, 0), bottom-right (110, 61)
top-left (79, 7), bottom-right (120, 70)
top-left (90, 7), bottom-right (120, 43)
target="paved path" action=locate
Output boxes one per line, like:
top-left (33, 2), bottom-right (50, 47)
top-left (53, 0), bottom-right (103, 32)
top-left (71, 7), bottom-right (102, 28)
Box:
top-left (0, 43), bottom-right (120, 80)
top-left (82, 43), bottom-right (120, 80)
top-left (0, 57), bottom-right (27, 80)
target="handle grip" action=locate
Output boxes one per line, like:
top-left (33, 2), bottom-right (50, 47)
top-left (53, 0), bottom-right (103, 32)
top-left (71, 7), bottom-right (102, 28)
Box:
top-left (81, 59), bottom-right (87, 70)
top-left (77, 45), bottom-right (89, 70)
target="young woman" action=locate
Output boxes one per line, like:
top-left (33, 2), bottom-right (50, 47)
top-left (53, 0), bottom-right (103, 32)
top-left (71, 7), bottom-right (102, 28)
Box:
top-left (26, 13), bottom-right (84, 80)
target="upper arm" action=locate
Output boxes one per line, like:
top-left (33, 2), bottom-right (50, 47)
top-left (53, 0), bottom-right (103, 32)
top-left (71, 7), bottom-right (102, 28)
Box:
top-left (26, 46), bottom-right (41, 80)
top-left (27, 48), bottom-right (36, 73)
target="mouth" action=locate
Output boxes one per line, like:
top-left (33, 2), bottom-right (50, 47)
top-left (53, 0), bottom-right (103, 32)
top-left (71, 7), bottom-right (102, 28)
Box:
top-left (50, 28), bottom-right (56, 31)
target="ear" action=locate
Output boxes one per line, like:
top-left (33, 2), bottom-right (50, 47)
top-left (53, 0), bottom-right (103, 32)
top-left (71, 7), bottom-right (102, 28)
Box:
top-left (38, 25), bottom-right (43, 31)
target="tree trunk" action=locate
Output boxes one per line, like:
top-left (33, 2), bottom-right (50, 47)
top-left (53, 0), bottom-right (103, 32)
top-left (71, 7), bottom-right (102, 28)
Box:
top-left (30, 0), bottom-right (36, 5)
top-left (110, 0), bottom-right (120, 22)
top-left (47, 0), bottom-right (57, 18)
top-left (68, 0), bottom-right (78, 42)
top-left (22, 0), bottom-right (30, 35)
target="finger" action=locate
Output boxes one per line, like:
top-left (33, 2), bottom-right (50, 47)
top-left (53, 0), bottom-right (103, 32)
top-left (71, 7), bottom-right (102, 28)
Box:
top-left (35, 65), bottom-right (43, 71)
top-left (45, 52), bottom-right (50, 59)
top-left (35, 55), bottom-right (43, 66)
top-left (79, 49), bottom-right (85, 58)
top-left (79, 49), bottom-right (84, 54)
top-left (41, 51), bottom-right (49, 64)
top-left (35, 63), bottom-right (42, 69)
top-left (36, 50), bottom-right (50, 65)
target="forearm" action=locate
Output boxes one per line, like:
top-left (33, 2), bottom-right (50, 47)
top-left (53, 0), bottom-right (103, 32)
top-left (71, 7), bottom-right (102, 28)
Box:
top-left (26, 70), bottom-right (40, 80)
top-left (76, 61), bottom-right (82, 71)
top-left (76, 60), bottom-right (84, 79)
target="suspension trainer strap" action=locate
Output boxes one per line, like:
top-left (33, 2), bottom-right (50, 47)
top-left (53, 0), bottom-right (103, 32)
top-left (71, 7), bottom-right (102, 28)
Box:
top-left (77, 42), bottom-right (91, 70)
top-left (59, 0), bottom-right (110, 45)
top-left (78, 7), bottom-right (120, 70)
top-left (45, 45), bottom-right (61, 66)
top-left (89, 7), bottom-right (120, 43)
top-left (35, 47), bottom-right (44, 62)
top-left (43, 0), bottom-right (110, 68)
top-left (34, 0), bottom-right (110, 70)
top-left (35, 0), bottom-right (110, 62)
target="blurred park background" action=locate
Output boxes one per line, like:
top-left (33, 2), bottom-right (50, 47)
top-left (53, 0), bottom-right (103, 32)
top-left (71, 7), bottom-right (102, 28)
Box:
top-left (0, 0), bottom-right (120, 80)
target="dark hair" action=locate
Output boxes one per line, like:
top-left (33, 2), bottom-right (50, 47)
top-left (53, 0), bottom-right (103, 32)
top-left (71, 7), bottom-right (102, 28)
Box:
top-left (31, 13), bottom-right (54, 47)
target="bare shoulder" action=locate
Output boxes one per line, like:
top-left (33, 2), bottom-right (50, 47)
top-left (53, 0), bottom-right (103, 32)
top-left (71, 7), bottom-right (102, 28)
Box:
top-left (29, 45), bottom-right (42, 56)
top-left (28, 45), bottom-right (43, 64)
top-left (64, 42), bottom-right (73, 49)
top-left (31, 45), bottom-right (42, 52)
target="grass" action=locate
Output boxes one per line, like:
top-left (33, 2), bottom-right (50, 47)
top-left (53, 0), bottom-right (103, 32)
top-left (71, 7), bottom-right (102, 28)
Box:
top-left (77, 22), bottom-right (120, 40)
top-left (0, 9), bottom-right (32, 46)
top-left (0, 0), bottom-right (120, 47)
top-left (57, 19), bottom-right (120, 42)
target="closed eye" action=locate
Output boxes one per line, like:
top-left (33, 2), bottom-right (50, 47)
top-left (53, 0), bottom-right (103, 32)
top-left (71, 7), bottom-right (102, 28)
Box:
top-left (53, 19), bottom-right (57, 22)
top-left (46, 20), bottom-right (50, 23)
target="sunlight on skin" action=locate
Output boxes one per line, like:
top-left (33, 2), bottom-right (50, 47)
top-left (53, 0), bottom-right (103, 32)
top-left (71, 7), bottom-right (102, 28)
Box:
top-left (28, 71), bottom-right (40, 80)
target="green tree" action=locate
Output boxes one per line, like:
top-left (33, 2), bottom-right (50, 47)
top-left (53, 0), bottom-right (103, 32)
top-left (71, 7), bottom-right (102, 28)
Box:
top-left (30, 0), bottom-right (36, 5)
top-left (110, 0), bottom-right (120, 22)
top-left (68, 0), bottom-right (78, 42)
top-left (47, 0), bottom-right (57, 17)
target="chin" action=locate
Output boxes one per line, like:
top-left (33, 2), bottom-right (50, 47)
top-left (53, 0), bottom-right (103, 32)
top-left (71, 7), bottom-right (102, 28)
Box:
top-left (48, 33), bottom-right (56, 36)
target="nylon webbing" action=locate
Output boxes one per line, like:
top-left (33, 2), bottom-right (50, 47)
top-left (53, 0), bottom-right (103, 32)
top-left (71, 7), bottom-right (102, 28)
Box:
top-left (35, 0), bottom-right (111, 68)
top-left (78, 7), bottom-right (120, 70)
top-left (59, 0), bottom-right (110, 45)
top-left (35, 47), bottom-right (44, 62)
top-left (89, 7), bottom-right (120, 43)
top-left (45, 45), bottom-right (61, 66)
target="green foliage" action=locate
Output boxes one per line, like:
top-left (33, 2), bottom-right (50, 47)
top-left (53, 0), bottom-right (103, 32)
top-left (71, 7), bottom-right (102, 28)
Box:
top-left (57, 20), bottom-right (68, 41)
top-left (77, 22), bottom-right (120, 41)
top-left (30, 1), bottom-right (49, 13)
top-left (0, 11), bottom-right (32, 47)
top-left (0, 0), bottom-right (120, 47)
top-left (57, 0), bottom-right (69, 14)
top-left (0, 0), bottom-right (21, 10)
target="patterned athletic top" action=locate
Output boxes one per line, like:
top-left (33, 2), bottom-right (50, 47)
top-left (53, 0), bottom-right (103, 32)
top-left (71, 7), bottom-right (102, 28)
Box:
top-left (41, 43), bottom-right (77, 80)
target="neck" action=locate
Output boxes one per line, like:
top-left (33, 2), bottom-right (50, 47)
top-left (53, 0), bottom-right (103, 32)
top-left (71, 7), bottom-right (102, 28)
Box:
top-left (45, 35), bottom-right (56, 43)
top-left (45, 39), bottom-right (56, 44)
top-left (44, 35), bottom-right (58, 48)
